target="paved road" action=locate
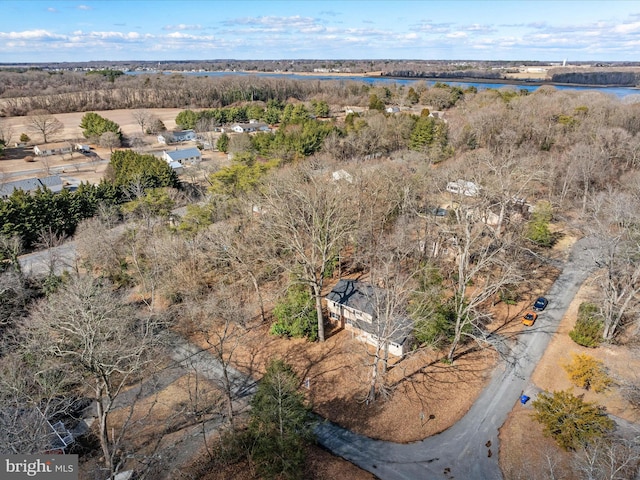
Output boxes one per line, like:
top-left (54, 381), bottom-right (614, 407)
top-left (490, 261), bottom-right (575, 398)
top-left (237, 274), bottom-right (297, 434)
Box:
top-left (18, 239), bottom-right (79, 277)
top-left (3, 159), bottom-right (109, 179)
top-left (17, 207), bottom-right (188, 277)
top-left (315, 236), bottom-right (605, 480)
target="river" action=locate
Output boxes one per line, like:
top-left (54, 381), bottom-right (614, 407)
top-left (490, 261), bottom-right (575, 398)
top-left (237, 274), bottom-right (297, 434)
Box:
top-left (126, 70), bottom-right (640, 99)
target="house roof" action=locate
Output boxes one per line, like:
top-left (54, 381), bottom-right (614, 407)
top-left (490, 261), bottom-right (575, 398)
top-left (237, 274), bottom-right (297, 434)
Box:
top-left (327, 279), bottom-right (377, 316)
top-left (0, 175), bottom-right (64, 197)
top-left (172, 129), bottom-right (195, 137)
top-left (35, 142), bottom-right (72, 151)
top-left (326, 279), bottom-right (413, 346)
top-left (232, 122), bottom-right (269, 130)
top-left (164, 147), bottom-right (201, 162)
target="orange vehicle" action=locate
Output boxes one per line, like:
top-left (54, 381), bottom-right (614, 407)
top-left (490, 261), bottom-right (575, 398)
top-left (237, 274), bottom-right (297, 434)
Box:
top-left (522, 312), bottom-right (538, 326)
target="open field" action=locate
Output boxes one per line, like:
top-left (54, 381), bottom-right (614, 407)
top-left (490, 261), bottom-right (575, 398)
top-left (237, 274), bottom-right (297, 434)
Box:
top-left (0, 108), bottom-right (227, 184)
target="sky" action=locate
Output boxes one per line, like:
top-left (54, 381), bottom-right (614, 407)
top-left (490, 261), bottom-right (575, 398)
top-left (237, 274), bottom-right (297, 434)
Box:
top-left (2, 0), bottom-right (640, 63)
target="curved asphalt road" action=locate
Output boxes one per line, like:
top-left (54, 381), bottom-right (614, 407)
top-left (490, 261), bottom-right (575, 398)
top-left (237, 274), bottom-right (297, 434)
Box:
top-left (315, 236), bottom-right (604, 480)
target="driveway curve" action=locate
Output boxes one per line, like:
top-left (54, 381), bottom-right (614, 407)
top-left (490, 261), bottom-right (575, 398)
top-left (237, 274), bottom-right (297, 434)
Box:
top-left (315, 236), bottom-right (604, 480)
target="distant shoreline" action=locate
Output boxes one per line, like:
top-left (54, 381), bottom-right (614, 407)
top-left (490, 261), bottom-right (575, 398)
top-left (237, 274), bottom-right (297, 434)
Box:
top-left (230, 70), bottom-right (640, 90)
top-left (382, 75), bottom-right (640, 90)
top-left (136, 69), bottom-right (640, 91)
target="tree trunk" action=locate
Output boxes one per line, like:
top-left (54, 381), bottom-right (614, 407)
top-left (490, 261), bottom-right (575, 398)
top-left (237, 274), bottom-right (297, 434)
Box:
top-left (221, 362), bottom-right (234, 426)
top-left (313, 283), bottom-right (325, 342)
top-left (95, 384), bottom-right (114, 479)
top-left (247, 269), bottom-right (266, 323)
top-left (447, 334), bottom-right (459, 363)
top-left (367, 354), bottom-right (380, 405)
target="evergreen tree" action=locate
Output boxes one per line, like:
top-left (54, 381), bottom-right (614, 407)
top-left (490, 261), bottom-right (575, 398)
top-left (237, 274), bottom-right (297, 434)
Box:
top-left (108, 150), bottom-right (179, 190)
top-left (79, 112), bottom-right (122, 140)
top-left (249, 359), bottom-right (314, 479)
top-left (532, 390), bottom-right (615, 450)
top-left (216, 133), bottom-right (230, 153)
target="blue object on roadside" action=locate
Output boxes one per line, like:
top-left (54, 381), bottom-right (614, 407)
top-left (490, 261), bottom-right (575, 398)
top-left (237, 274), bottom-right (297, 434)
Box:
top-left (520, 395), bottom-right (530, 405)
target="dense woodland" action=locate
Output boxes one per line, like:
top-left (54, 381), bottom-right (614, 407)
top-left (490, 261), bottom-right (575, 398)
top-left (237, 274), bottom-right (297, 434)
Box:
top-left (2, 73), bottom-right (640, 479)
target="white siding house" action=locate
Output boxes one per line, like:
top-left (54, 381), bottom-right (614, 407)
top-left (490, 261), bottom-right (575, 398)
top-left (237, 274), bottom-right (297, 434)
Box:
top-left (34, 142), bottom-right (73, 156)
top-left (162, 147), bottom-right (202, 166)
top-left (157, 130), bottom-right (196, 144)
top-left (446, 179), bottom-right (481, 197)
top-left (228, 122), bottom-right (270, 133)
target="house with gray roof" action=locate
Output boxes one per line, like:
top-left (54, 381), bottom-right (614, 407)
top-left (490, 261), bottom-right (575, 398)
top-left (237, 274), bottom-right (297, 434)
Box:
top-left (157, 129), bottom-right (196, 144)
top-left (0, 175), bottom-right (64, 199)
top-left (227, 122), bottom-right (270, 134)
top-left (34, 142), bottom-right (73, 156)
top-left (162, 147), bottom-right (201, 166)
top-left (326, 279), bottom-right (413, 356)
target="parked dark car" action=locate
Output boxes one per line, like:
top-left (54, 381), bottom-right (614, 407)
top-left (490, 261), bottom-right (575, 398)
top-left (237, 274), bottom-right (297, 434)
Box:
top-left (533, 297), bottom-right (548, 311)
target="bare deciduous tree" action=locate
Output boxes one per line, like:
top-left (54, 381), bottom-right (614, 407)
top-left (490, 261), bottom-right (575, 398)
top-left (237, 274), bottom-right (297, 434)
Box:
top-left (358, 242), bottom-right (417, 404)
top-left (441, 197), bottom-right (523, 362)
top-left (26, 275), bottom-right (161, 480)
top-left (0, 120), bottom-right (14, 147)
top-left (572, 437), bottom-right (640, 480)
top-left (27, 109), bottom-right (64, 143)
top-left (259, 167), bottom-right (355, 342)
top-left (587, 190), bottom-right (640, 340)
top-left (99, 131), bottom-right (122, 153)
top-left (182, 290), bottom-right (253, 426)
top-left (0, 353), bottom-right (79, 455)
top-left (132, 109), bottom-right (152, 134)
top-left (206, 221), bottom-right (270, 322)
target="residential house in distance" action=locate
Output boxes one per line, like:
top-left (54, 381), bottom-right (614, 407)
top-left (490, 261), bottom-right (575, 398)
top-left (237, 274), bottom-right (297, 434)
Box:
top-left (162, 147), bottom-right (202, 166)
top-left (0, 175), bottom-right (64, 199)
top-left (345, 106), bottom-right (366, 115)
top-left (33, 142), bottom-right (73, 156)
top-left (326, 279), bottom-right (413, 357)
top-left (332, 169), bottom-right (354, 183)
top-left (446, 179), bottom-right (481, 197)
top-left (227, 121), bottom-right (270, 134)
top-left (157, 129), bottom-right (196, 144)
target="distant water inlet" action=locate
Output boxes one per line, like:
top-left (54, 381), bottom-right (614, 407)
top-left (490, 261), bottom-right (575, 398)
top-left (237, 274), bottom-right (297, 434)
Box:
top-left (125, 70), bottom-right (640, 98)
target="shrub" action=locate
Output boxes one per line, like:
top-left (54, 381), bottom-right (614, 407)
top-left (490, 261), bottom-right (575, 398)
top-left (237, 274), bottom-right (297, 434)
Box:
top-left (270, 287), bottom-right (318, 341)
top-left (563, 353), bottom-right (612, 393)
top-left (569, 302), bottom-right (603, 347)
top-left (413, 298), bottom-right (470, 348)
top-left (526, 200), bottom-right (554, 247)
top-left (532, 390), bottom-right (615, 450)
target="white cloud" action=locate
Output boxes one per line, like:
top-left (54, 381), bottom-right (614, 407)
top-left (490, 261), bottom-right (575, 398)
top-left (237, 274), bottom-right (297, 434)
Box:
top-left (163, 24), bottom-right (203, 31)
top-left (446, 32), bottom-right (468, 39)
top-left (77, 5), bottom-right (92, 10)
top-left (0, 29), bottom-right (65, 40)
top-left (614, 21), bottom-right (640, 34)
top-left (47, 7), bottom-right (57, 13)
